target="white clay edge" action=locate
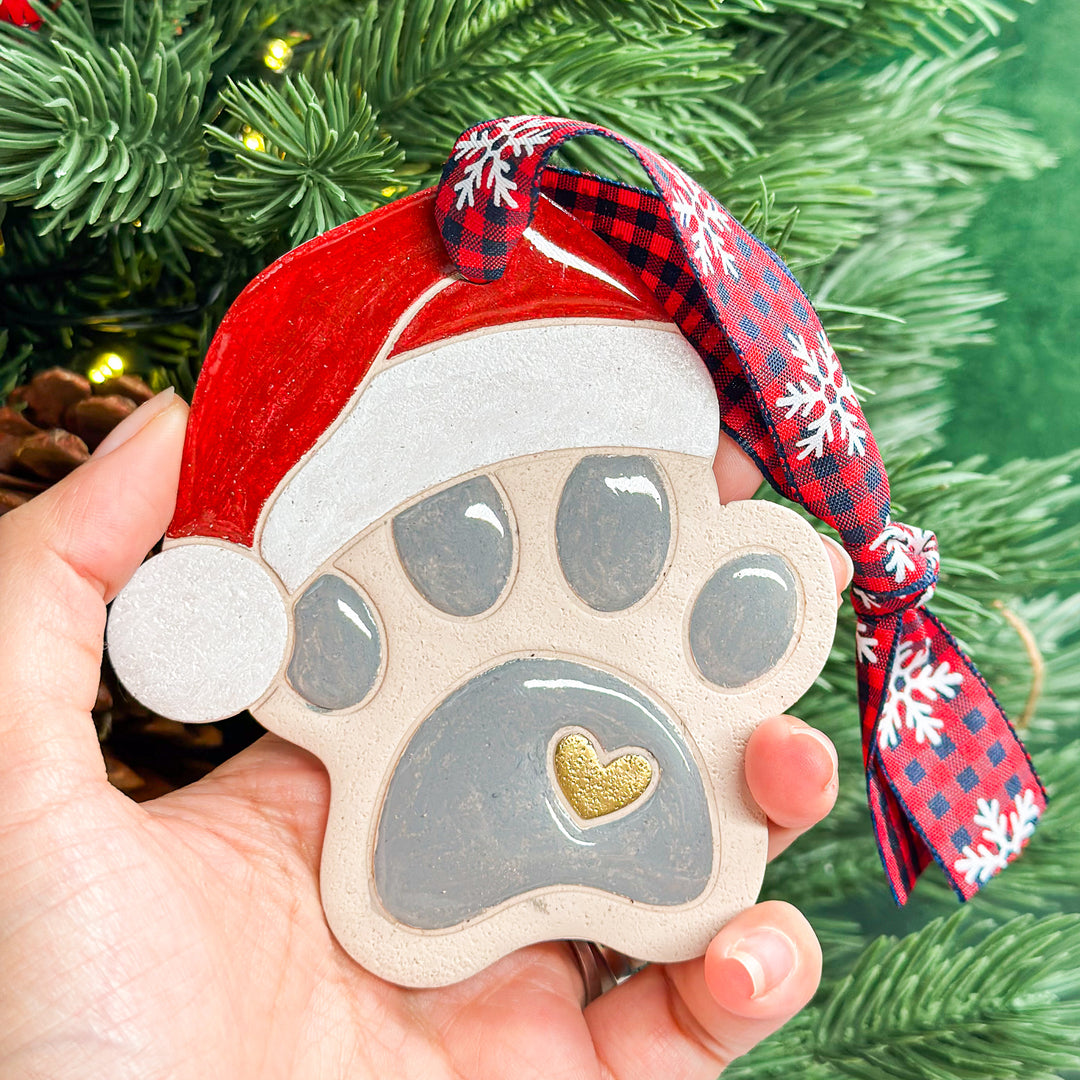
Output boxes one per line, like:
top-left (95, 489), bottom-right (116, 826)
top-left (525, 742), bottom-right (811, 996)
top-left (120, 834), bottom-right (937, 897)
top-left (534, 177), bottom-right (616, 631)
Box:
top-left (261, 322), bottom-right (719, 592)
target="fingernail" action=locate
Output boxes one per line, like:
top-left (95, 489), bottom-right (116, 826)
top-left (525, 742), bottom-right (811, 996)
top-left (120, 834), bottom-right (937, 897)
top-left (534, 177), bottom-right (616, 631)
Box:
top-left (821, 535), bottom-right (854, 593)
top-left (725, 928), bottom-right (797, 999)
top-left (791, 725), bottom-right (839, 791)
top-left (92, 387), bottom-right (177, 459)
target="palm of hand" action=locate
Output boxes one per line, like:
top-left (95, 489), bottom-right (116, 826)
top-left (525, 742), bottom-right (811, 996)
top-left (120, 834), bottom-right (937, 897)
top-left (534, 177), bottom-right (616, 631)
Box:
top-left (8, 747), bottom-right (598, 1079)
top-left (0, 396), bottom-right (841, 1080)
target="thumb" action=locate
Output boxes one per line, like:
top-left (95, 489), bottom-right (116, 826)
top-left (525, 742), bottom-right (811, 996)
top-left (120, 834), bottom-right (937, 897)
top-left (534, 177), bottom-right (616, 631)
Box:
top-left (0, 389), bottom-right (188, 807)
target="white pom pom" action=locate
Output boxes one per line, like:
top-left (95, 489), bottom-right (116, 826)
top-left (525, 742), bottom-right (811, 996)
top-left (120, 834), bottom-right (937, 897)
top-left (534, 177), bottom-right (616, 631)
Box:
top-left (107, 543), bottom-right (289, 724)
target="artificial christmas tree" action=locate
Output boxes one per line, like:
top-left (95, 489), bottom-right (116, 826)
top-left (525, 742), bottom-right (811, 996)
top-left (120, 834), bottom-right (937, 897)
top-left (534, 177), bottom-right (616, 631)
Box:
top-left (2, 0), bottom-right (1078, 1075)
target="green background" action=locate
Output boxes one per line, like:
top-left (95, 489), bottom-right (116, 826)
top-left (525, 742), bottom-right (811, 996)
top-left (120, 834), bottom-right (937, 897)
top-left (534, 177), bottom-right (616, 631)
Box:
top-left (943, 0), bottom-right (1080, 467)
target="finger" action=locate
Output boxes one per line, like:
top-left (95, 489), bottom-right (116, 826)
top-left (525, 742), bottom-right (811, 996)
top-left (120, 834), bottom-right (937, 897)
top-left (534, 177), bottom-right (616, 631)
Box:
top-left (713, 431), bottom-right (763, 503)
top-left (745, 715), bottom-right (839, 861)
top-left (585, 901), bottom-right (820, 1080)
top-left (712, 434), bottom-right (853, 607)
top-left (821, 534), bottom-right (854, 605)
top-left (0, 390), bottom-right (187, 803)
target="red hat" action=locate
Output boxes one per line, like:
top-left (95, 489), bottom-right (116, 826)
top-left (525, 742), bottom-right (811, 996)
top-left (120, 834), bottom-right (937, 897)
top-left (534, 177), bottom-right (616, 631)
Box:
top-left (107, 191), bottom-right (721, 723)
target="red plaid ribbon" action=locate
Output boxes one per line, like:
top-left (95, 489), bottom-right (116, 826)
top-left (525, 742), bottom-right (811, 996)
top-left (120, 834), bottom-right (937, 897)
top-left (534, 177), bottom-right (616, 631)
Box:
top-left (435, 116), bottom-right (1046, 903)
top-left (0, 0), bottom-right (43, 27)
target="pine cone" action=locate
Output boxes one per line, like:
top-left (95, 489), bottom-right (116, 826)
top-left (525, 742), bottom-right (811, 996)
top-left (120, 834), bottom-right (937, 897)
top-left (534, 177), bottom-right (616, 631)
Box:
top-left (1, 368), bottom-right (151, 496)
top-left (3, 368), bottom-right (250, 801)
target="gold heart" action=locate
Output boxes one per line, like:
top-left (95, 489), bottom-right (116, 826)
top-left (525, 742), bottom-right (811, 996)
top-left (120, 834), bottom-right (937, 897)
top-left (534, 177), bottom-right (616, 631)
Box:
top-left (553, 731), bottom-right (654, 820)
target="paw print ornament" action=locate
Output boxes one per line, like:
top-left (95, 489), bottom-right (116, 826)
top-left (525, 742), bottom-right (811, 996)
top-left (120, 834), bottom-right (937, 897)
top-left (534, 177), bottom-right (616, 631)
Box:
top-left (108, 117), bottom-right (1046, 985)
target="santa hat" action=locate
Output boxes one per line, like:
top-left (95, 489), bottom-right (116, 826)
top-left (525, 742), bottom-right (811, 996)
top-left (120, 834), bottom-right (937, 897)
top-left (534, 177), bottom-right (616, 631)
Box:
top-left (107, 189), bottom-right (720, 726)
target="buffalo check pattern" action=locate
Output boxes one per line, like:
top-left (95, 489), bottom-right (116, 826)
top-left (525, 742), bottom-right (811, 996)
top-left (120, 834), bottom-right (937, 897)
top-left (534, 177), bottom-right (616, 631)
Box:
top-left (435, 116), bottom-right (1046, 903)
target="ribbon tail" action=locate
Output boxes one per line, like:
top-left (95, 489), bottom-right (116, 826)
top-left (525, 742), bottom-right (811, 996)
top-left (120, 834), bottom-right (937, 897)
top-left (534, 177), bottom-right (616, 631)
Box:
top-left (866, 759), bottom-right (933, 905)
top-left (861, 608), bottom-right (1047, 902)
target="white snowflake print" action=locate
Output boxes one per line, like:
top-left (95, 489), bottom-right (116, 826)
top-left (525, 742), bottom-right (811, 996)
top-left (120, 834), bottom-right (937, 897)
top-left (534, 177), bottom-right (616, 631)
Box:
top-left (775, 330), bottom-right (867, 460)
top-left (868, 518), bottom-right (939, 586)
top-left (954, 791), bottom-right (1041, 886)
top-left (664, 169), bottom-right (740, 280)
top-left (451, 117), bottom-right (553, 210)
top-left (856, 621), bottom-right (879, 665)
top-left (878, 638), bottom-right (963, 751)
top-left (852, 586), bottom-right (880, 610)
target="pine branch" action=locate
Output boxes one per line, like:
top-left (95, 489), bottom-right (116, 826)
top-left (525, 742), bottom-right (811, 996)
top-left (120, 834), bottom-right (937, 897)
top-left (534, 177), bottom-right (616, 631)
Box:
top-left (208, 72), bottom-right (401, 248)
top-left (308, 0), bottom-right (712, 124)
top-left (714, 0), bottom-right (1033, 53)
top-left (899, 451), bottom-right (1080, 623)
top-left (0, 0), bottom-right (1050, 389)
top-left (803, 194), bottom-right (1004, 455)
top-left (307, 4), bottom-right (760, 180)
top-left (0, 0), bottom-right (216, 251)
top-left (726, 912), bottom-right (1080, 1080)
top-left (714, 41), bottom-right (1052, 268)
top-left (1016, 592), bottom-right (1080, 744)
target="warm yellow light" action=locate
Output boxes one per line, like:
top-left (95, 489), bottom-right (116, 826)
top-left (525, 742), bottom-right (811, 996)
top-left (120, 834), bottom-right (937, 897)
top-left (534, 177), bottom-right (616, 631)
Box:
top-left (380, 184), bottom-right (408, 199)
top-left (242, 125), bottom-right (266, 153)
top-left (89, 351), bottom-right (125, 384)
top-left (263, 38), bottom-right (293, 72)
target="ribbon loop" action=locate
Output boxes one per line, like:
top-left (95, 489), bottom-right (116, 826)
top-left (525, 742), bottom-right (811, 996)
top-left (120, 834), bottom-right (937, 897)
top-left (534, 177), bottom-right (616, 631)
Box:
top-left (436, 115), bottom-right (1046, 904)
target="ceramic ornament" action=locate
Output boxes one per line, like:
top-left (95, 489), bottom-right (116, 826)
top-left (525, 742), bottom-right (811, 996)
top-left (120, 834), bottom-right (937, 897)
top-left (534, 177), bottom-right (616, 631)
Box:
top-left (107, 190), bottom-right (837, 985)
top-left (108, 116), bottom-right (1045, 987)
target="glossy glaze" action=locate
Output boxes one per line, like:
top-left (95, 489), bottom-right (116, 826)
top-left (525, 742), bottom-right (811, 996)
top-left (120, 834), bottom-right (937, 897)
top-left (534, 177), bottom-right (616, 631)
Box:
top-left (689, 552), bottom-right (799, 688)
top-left (556, 454), bottom-right (671, 611)
top-left (373, 657), bottom-right (712, 930)
top-left (287, 575), bottom-right (382, 710)
top-left (389, 198), bottom-right (667, 359)
top-left (393, 476), bottom-right (514, 617)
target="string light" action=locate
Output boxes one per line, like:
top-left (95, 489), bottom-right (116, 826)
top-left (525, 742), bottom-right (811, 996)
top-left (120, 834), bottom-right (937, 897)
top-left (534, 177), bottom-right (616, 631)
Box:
top-left (241, 125), bottom-right (266, 152)
top-left (88, 351), bottom-right (126, 384)
top-left (380, 184), bottom-right (409, 199)
top-left (263, 37), bottom-right (293, 72)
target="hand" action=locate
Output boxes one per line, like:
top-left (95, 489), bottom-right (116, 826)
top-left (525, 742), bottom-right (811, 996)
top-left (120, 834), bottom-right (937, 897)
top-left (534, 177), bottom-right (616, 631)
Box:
top-left (0, 391), bottom-right (847, 1080)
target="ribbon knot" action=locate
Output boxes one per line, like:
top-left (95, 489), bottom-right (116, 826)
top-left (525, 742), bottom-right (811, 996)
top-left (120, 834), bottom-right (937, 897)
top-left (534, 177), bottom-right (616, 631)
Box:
top-left (851, 520), bottom-right (940, 617)
top-left (434, 114), bottom-right (1046, 905)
